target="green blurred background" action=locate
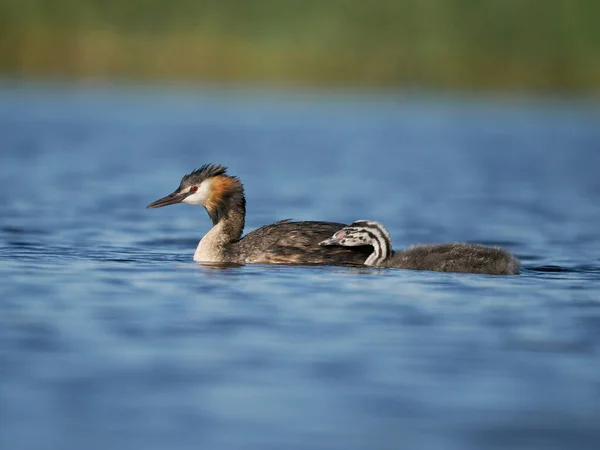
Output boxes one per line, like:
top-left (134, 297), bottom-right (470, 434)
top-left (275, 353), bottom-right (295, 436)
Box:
top-left (1, 0), bottom-right (599, 91)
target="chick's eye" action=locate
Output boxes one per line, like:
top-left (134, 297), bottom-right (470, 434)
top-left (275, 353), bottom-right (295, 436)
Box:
top-left (190, 186), bottom-right (198, 193)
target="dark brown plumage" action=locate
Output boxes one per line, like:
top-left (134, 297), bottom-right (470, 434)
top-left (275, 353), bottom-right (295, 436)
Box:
top-left (227, 220), bottom-right (373, 265)
top-left (388, 243), bottom-right (520, 275)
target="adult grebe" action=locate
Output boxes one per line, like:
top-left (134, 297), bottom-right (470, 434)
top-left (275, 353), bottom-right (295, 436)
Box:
top-left (147, 164), bottom-right (371, 265)
top-left (319, 220), bottom-right (520, 275)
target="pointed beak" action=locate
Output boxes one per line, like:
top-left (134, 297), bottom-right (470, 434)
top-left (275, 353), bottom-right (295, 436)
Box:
top-left (319, 230), bottom-right (345, 246)
top-left (319, 236), bottom-right (341, 246)
top-left (146, 190), bottom-right (189, 209)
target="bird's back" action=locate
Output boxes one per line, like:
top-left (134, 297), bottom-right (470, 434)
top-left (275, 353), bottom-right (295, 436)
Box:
top-left (230, 220), bottom-right (373, 265)
top-left (389, 243), bottom-right (520, 275)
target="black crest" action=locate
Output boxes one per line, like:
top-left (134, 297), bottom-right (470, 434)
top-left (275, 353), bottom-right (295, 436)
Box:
top-left (180, 164), bottom-right (228, 188)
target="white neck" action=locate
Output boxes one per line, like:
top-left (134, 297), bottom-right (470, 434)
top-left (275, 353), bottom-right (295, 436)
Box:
top-left (364, 250), bottom-right (383, 266)
top-left (193, 221), bottom-right (228, 262)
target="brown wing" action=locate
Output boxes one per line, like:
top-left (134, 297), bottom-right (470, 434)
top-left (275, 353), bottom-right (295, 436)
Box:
top-left (233, 220), bottom-right (372, 265)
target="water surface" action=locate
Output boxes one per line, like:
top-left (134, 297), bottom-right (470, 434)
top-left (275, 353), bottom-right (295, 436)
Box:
top-left (1, 83), bottom-right (600, 450)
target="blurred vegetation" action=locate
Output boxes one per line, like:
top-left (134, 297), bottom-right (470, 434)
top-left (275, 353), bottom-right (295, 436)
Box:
top-left (1, 0), bottom-right (599, 91)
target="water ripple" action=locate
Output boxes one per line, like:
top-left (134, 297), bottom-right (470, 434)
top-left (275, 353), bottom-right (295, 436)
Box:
top-left (1, 85), bottom-right (600, 450)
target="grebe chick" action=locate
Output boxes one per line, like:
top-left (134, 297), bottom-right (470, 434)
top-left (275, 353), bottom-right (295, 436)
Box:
top-left (147, 164), bottom-right (372, 265)
top-left (319, 220), bottom-right (520, 275)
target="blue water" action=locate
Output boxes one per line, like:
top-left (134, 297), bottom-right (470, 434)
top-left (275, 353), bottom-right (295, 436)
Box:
top-left (1, 83), bottom-right (600, 450)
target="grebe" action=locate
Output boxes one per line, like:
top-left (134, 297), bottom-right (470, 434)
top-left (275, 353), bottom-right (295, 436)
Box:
top-left (147, 164), bottom-right (372, 265)
top-left (319, 220), bottom-right (520, 275)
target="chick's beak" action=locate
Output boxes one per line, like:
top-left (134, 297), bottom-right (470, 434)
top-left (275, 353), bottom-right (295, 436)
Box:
top-left (319, 237), bottom-right (340, 246)
top-left (146, 190), bottom-right (189, 209)
top-left (319, 230), bottom-right (345, 246)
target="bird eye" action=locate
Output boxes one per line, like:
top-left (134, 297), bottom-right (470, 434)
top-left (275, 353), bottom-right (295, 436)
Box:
top-left (190, 186), bottom-right (198, 193)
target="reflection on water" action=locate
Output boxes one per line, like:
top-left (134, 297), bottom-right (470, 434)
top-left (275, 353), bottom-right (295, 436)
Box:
top-left (1, 83), bottom-right (600, 450)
